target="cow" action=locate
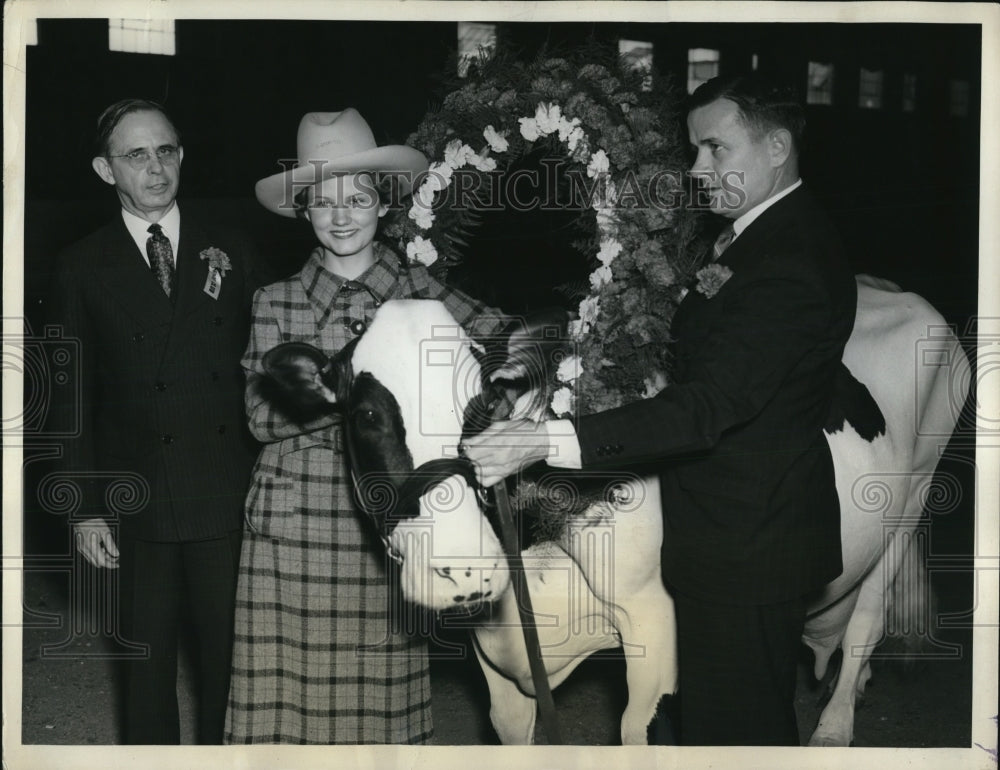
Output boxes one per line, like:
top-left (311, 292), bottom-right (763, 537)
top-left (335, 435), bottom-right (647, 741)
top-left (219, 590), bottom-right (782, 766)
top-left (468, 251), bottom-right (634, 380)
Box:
top-left (261, 277), bottom-right (969, 746)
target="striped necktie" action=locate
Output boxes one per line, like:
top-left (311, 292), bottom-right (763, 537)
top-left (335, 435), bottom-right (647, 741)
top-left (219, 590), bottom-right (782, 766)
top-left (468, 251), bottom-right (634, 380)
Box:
top-left (146, 223), bottom-right (175, 299)
top-left (712, 223), bottom-right (736, 261)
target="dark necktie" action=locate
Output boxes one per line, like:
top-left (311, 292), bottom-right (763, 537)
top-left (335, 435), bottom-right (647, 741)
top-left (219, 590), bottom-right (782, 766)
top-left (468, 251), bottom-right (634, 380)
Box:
top-left (712, 223), bottom-right (736, 261)
top-left (146, 223), bottom-right (175, 299)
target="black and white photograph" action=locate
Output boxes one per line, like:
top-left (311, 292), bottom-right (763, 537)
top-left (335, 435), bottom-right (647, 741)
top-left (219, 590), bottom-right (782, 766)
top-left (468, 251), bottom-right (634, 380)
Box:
top-left (3, 2), bottom-right (997, 769)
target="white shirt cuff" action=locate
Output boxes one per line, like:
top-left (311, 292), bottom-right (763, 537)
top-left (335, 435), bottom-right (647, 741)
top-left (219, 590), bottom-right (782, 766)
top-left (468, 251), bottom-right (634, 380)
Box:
top-left (544, 419), bottom-right (583, 469)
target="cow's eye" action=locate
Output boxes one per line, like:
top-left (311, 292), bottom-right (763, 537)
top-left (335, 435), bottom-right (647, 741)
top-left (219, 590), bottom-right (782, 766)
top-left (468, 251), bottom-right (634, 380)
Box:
top-left (355, 408), bottom-right (378, 427)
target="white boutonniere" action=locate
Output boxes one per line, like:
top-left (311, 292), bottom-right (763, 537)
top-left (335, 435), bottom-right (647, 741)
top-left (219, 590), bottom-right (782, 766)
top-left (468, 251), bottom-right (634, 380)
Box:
top-left (694, 263), bottom-right (734, 299)
top-left (199, 247), bottom-right (231, 299)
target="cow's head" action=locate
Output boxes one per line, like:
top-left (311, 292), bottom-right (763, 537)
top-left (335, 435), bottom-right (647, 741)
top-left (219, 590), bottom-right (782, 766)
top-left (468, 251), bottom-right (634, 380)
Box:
top-left (262, 299), bottom-right (568, 612)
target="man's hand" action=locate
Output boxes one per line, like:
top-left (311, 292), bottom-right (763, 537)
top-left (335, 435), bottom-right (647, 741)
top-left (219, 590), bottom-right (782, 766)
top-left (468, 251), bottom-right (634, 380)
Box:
top-left (461, 419), bottom-right (554, 487)
top-left (74, 518), bottom-right (120, 569)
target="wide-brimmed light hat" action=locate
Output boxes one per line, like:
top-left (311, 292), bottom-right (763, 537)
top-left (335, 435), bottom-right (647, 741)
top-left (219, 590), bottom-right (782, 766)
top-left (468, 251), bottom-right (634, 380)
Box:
top-left (255, 109), bottom-right (428, 217)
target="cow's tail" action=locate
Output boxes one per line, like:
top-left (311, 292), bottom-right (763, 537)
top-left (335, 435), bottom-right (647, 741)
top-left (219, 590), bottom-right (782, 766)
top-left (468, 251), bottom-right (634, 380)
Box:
top-left (878, 529), bottom-right (937, 667)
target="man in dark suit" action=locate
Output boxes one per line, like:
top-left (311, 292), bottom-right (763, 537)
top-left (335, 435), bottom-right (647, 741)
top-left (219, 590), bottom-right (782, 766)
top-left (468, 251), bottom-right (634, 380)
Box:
top-left (464, 74), bottom-right (856, 745)
top-left (48, 99), bottom-right (258, 743)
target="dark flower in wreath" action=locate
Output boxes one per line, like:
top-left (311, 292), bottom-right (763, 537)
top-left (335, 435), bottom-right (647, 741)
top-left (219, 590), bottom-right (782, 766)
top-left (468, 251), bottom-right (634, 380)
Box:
top-left (531, 75), bottom-right (573, 99)
top-left (578, 63), bottom-right (612, 82)
top-left (542, 57), bottom-right (572, 76)
top-left (495, 89), bottom-right (519, 111)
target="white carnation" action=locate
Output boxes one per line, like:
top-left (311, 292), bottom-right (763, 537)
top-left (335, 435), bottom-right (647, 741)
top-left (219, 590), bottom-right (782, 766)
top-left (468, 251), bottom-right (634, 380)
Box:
top-left (591, 179), bottom-right (618, 211)
top-left (534, 102), bottom-right (562, 135)
top-left (589, 265), bottom-right (612, 290)
top-left (586, 149), bottom-right (610, 178)
top-left (483, 125), bottom-right (509, 153)
top-left (415, 183), bottom-right (437, 210)
top-left (550, 386), bottom-right (575, 417)
top-left (565, 126), bottom-right (586, 153)
top-left (408, 203), bottom-right (434, 230)
top-left (557, 115), bottom-right (582, 143)
top-left (406, 235), bottom-right (439, 266)
top-left (595, 208), bottom-right (617, 233)
top-left (518, 117), bottom-right (540, 142)
top-left (470, 149), bottom-right (497, 172)
top-left (578, 295), bottom-right (601, 326)
top-left (596, 238), bottom-right (622, 267)
top-left (556, 354), bottom-right (582, 384)
top-left (444, 139), bottom-right (476, 169)
top-left (426, 162), bottom-right (453, 188)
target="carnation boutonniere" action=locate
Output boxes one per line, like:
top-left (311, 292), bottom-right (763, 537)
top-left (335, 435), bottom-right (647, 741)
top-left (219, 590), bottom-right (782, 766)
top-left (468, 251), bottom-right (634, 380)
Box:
top-left (199, 247), bottom-right (231, 300)
top-left (694, 263), bottom-right (734, 299)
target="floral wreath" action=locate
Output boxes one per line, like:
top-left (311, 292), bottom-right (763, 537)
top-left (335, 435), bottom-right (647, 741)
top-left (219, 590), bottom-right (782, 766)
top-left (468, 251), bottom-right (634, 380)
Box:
top-left (385, 48), bottom-right (723, 417)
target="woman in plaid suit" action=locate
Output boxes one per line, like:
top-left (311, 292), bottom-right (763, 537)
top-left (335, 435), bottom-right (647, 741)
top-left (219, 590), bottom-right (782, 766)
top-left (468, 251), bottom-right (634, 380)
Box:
top-left (224, 110), bottom-right (506, 744)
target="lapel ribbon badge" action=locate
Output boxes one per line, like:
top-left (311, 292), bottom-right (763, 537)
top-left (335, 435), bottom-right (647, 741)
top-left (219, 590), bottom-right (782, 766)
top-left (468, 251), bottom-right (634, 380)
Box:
top-left (200, 247), bottom-right (232, 300)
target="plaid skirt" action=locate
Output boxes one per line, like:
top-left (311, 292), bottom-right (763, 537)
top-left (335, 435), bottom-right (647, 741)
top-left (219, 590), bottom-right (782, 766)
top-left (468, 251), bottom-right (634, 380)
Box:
top-left (224, 430), bottom-right (433, 744)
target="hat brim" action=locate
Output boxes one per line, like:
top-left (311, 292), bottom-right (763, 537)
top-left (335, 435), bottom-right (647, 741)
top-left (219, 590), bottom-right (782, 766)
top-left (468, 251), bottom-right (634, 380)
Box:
top-left (256, 145), bottom-right (429, 218)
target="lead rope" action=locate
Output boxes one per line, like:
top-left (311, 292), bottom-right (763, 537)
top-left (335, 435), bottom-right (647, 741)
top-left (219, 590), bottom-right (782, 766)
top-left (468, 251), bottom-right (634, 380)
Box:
top-left (483, 379), bottom-right (564, 745)
top-left (492, 479), bottom-right (564, 744)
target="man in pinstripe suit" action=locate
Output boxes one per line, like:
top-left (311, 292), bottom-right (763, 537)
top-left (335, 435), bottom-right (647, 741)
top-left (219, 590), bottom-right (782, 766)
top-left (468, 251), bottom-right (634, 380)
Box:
top-left (48, 99), bottom-right (259, 743)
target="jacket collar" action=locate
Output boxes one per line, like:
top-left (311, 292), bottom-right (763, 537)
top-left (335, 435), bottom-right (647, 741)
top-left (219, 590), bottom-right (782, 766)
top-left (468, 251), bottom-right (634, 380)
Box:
top-left (299, 242), bottom-right (402, 329)
top-left (714, 183), bottom-right (812, 270)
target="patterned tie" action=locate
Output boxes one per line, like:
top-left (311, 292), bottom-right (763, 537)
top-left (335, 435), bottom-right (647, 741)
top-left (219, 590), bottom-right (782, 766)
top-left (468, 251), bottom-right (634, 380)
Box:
top-left (712, 223), bottom-right (736, 261)
top-left (146, 223), bottom-right (175, 299)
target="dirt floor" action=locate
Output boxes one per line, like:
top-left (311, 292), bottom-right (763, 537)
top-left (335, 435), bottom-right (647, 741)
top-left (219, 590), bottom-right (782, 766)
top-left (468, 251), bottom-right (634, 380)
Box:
top-left (17, 559), bottom-right (973, 748)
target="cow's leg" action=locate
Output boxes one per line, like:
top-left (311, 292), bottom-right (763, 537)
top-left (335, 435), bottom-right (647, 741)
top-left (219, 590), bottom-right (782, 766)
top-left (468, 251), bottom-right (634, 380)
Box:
top-left (472, 633), bottom-right (537, 745)
top-left (618, 585), bottom-right (678, 745)
top-left (808, 533), bottom-right (912, 746)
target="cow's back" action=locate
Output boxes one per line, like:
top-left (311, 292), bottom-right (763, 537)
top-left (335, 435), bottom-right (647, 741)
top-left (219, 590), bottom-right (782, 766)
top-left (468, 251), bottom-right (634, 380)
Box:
top-left (806, 279), bottom-right (967, 644)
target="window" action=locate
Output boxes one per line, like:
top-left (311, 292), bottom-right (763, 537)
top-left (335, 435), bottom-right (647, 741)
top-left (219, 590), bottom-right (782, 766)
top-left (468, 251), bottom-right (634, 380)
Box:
top-left (806, 62), bottom-right (834, 105)
top-left (108, 19), bottom-right (175, 56)
top-left (457, 22), bottom-right (496, 78)
top-left (858, 68), bottom-right (883, 109)
top-left (619, 39), bottom-right (653, 91)
top-left (687, 48), bottom-right (719, 94)
top-left (902, 74), bottom-right (917, 112)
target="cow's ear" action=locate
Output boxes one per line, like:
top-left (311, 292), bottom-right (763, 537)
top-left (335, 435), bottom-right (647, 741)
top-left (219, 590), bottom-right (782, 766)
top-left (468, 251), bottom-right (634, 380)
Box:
top-left (262, 342), bottom-right (341, 410)
top-left (489, 308), bottom-right (571, 383)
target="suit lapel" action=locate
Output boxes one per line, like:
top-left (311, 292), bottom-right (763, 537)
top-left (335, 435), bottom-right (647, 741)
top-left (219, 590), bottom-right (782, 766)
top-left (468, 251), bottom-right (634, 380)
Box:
top-left (716, 185), bottom-right (810, 272)
top-left (93, 218), bottom-right (175, 328)
top-left (161, 215), bottom-right (216, 365)
top-left (674, 188), bottom-right (809, 329)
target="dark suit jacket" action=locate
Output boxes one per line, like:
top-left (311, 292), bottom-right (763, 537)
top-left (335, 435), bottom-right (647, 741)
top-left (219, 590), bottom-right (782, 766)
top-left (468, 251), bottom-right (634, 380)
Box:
top-left (48, 211), bottom-right (259, 542)
top-left (576, 186), bottom-right (855, 605)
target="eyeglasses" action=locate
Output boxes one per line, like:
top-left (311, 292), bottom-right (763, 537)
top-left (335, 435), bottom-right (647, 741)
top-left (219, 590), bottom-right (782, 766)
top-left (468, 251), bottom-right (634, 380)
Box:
top-left (107, 146), bottom-right (180, 169)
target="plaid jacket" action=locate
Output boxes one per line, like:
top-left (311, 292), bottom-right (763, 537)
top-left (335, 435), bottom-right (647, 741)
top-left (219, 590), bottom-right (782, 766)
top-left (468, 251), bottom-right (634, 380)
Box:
top-left (226, 245), bottom-right (505, 744)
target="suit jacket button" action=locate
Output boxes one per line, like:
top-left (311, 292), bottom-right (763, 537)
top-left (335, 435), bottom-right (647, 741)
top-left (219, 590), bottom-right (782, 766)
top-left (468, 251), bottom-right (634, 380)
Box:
top-left (161, 434), bottom-right (174, 444)
top-left (217, 424), bottom-right (226, 434)
top-left (349, 319), bottom-right (366, 335)
top-left (133, 332), bottom-right (144, 343)
top-left (214, 316), bottom-right (224, 326)
top-left (154, 381), bottom-right (166, 392)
